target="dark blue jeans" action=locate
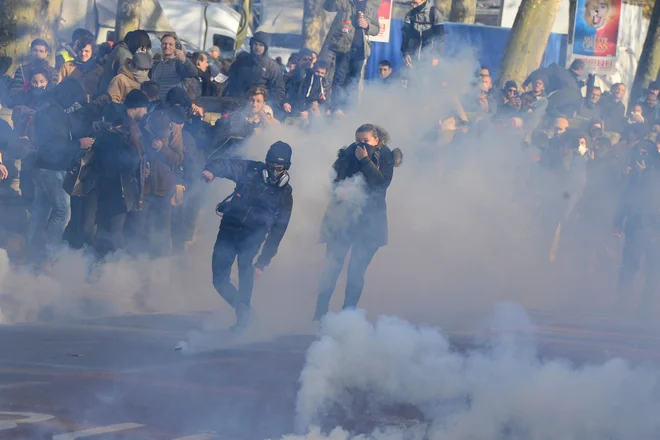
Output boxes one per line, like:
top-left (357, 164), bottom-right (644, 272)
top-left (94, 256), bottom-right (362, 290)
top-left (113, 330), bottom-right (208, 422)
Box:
top-left (27, 169), bottom-right (71, 262)
top-left (211, 228), bottom-right (264, 312)
top-left (314, 239), bottom-right (379, 321)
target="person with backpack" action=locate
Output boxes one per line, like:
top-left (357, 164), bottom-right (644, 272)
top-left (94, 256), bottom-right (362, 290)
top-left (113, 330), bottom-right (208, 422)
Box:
top-left (202, 141), bottom-right (294, 331)
top-left (313, 124), bottom-right (402, 321)
top-left (401, 0), bottom-right (445, 70)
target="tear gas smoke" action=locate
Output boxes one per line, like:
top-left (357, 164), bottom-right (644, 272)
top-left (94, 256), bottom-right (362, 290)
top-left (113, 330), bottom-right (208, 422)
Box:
top-left (279, 307), bottom-right (660, 440)
top-left (0, 50), bottom-right (620, 332)
top-left (0, 48), bottom-right (653, 439)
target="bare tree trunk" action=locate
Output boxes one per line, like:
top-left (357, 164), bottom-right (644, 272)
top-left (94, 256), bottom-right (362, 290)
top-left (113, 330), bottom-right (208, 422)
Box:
top-left (631, 0), bottom-right (660, 106)
top-left (436, 0), bottom-right (452, 18)
top-left (497, 0), bottom-right (563, 88)
top-left (0, 0), bottom-right (62, 75)
top-left (303, 0), bottom-right (327, 52)
top-left (116, 0), bottom-right (143, 43)
top-left (449, 0), bottom-right (476, 24)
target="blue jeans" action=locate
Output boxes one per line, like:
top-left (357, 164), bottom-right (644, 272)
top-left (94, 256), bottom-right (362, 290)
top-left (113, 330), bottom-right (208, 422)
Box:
top-left (28, 169), bottom-right (71, 262)
top-left (314, 239), bottom-right (379, 320)
top-left (211, 228), bottom-right (264, 312)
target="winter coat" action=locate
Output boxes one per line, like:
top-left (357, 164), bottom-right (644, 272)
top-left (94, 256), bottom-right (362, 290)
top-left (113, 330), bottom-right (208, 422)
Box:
top-left (286, 68), bottom-right (331, 112)
top-left (323, 0), bottom-right (381, 57)
top-left (222, 39), bottom-right (286, 105)
top-left (141, 122), bottom-right (185, 197)
top-left (33, 99), bottom-right (98, 171)
top-left (203, 158), bottom-right (294, 269)
top-left (58, 61), bottom-right (104, 98)
top-left (320, 142), bottom-right (395, 247)
top-left (94, 122), bottom-right (145, 214)
top-left (99, 42), bottom-right (133, 94)
top-left (151, 56), bottom-right (198, 100)
top-left (401, 1), bottom-right (445, 60)
top-left (107, 62), bottom-right (141, 104)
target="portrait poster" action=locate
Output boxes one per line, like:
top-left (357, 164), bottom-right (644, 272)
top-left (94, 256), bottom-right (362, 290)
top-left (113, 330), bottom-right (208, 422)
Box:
top-left (570, 0), bottom-right (623, 73)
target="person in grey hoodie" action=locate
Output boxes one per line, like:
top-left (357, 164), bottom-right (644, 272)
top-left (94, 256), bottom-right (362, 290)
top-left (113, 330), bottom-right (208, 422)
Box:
top-left (151, 34), bottom-right (198, 100)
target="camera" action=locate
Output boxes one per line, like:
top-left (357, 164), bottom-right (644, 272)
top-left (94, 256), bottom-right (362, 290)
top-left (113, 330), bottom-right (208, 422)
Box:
top-left (175, 42), bottom-right (182, 50)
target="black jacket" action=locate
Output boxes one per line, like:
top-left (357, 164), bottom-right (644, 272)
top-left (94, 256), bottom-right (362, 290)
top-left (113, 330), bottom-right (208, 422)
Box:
top-left (320, 143), bottom-right (395, 247)
top-left (33, 100), bottom-right (97, 171)
top-left (94, 123), bottom-right (145, 214)
top-left (222, 52), bottom-right (286, 106)
top-left (204, 158), bottom-right (293, 269)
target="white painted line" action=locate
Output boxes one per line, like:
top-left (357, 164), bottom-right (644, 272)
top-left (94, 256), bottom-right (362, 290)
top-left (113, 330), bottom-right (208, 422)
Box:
top-left (173, 435), bottom-right (217, 440)
top-left (52, 423), bottom-right (144, 440)
top-left (0, 381), bottom-right (47, 389)
top-left (0, 411), bottom-right (55, 431)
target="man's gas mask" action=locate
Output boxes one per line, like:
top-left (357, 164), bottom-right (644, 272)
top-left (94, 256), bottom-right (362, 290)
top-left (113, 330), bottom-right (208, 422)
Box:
top-left (263, 162), bottom-right (289, 187)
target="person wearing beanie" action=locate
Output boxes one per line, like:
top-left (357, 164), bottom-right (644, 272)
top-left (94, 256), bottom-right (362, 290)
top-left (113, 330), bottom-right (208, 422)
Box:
top-left (107, 52), bottom-right (152, 103)
top-left (222, 31), bottom-right (285, 109)
top-left (124, 89), bottom-right (149, 121)
top-left (202, 140), bottom-right (294, 332)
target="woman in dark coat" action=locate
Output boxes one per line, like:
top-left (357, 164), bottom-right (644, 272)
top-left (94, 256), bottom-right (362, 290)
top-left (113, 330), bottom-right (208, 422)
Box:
top-left (314, 123), bottom-right (402, 321)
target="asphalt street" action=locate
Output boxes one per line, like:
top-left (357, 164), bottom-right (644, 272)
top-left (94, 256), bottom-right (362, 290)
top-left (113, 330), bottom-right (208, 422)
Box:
top-left (0, 311), bottom-right (659, 440)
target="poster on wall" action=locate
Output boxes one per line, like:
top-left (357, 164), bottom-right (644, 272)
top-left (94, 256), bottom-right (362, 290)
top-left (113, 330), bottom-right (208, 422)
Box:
top-left (570, 0), bottom-right (623, 73)
top-left (370, 0), bottom-right (393, 43)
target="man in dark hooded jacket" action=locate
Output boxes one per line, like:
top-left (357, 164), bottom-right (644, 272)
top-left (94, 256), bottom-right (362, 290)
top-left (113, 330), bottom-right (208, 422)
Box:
top-left (222, 32), bottom-right (285, 108)
top-left (202, 141), bottom-right (294, 331)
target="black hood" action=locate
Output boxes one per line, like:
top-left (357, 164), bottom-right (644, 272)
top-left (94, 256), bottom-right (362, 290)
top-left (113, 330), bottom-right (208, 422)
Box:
top-left (251, 32), bottom-right (271, 53)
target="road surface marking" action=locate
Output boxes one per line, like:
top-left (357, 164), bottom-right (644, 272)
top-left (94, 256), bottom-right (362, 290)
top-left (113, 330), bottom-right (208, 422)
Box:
top-left (52, 423), bottom-right (144, 439)
top-left (0, 411), bottom-right (54, 431)
top-left (173, 435), bottom-right (217, 439)
top-left (0, 381), bottom-right (46, 389)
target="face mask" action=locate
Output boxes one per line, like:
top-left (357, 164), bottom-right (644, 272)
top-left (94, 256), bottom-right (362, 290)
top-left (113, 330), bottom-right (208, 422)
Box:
top-left (264, 163), bottom-right (287, 186)
top-left (133, 69), bottom-right (149, 84)
top-left (31, 86), bottom-right (47, 98)
top-left (578, 144), bottom-right (589, 156)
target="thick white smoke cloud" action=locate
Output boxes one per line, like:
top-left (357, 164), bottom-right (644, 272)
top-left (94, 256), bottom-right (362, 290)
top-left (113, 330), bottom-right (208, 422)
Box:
top-left (0, 48), bottom-right (643, 343)
top-left (279, 307), bottom-right (660, 440)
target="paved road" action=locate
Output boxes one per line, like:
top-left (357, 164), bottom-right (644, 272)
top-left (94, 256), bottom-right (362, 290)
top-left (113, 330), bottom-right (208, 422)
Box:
top-left (0, 312), bottom-right (659, 439)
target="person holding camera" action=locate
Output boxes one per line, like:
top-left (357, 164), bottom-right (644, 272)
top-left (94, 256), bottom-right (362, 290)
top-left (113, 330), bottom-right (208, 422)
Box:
top-left (202, 141), bottom-right (294, 331)
top-left (313, 124), bottom-right (402, 321)
top-left (151, 34), bottom-right (197, 100)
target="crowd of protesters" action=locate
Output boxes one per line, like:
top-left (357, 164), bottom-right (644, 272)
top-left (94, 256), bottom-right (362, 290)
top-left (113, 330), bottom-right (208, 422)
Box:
top-left (0, 0), bottom-right (659, 319)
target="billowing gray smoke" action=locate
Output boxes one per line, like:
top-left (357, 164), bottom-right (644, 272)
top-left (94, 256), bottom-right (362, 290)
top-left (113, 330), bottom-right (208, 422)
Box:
top-left (279, 307), bottom-right (660, 440)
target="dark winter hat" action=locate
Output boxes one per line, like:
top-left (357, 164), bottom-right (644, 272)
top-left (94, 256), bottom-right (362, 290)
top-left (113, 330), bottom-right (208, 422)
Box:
top-left (146, 109), bottom-right (172, 138)
top-left (132, 52), bottom-right (152, 70)
top-left (251, 31), bottom-right (271, 50)
top-left (503, 80), bottom-right (517, 91)
top-left (298, 48), bottom-right (314, 59)
top-left (266, 141), bottom-right (292, 167)
top-left (168, 105), bottom-right (186, 124)
top-left (124, 89), bottom-right (149, 109)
